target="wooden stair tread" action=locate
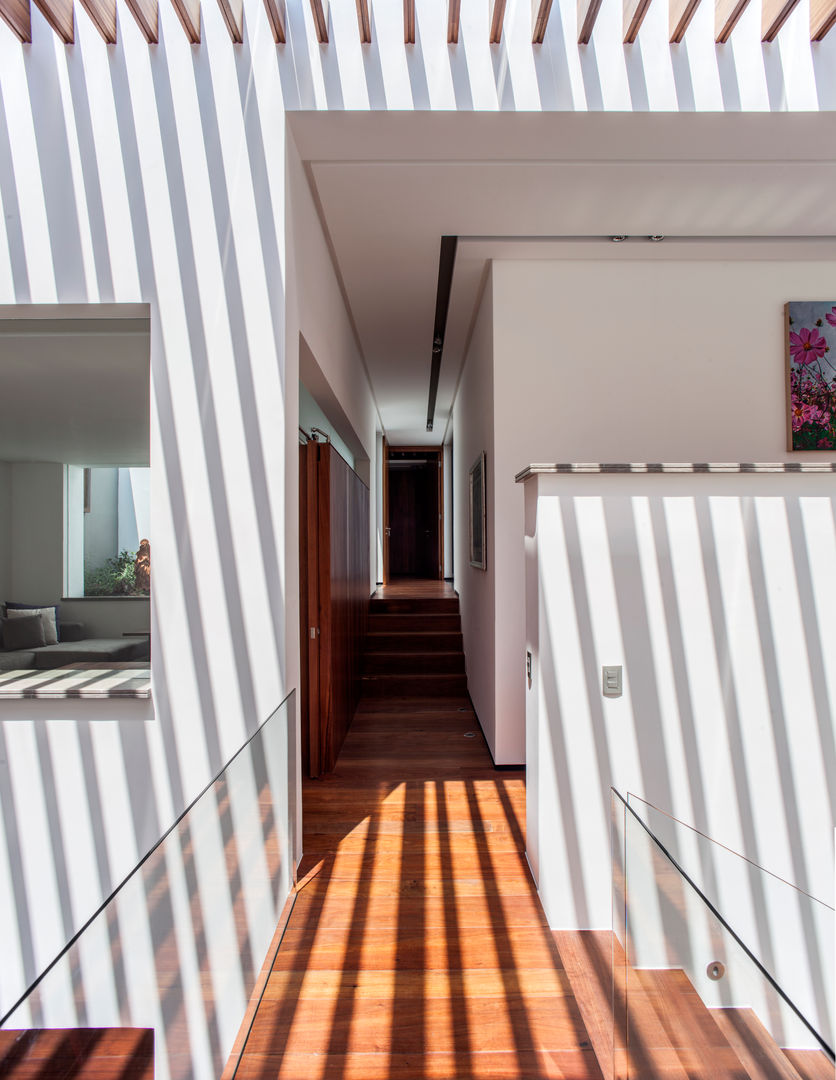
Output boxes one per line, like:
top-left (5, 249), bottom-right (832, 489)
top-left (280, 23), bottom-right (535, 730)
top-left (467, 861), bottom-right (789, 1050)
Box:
top-left (712, 1008), bottom-right (806, 1080)
top-left (636, 968), bottom-right (736, 1051)
top-left (782, 1048), bottom-right (836, 1080)
top-left (554, 932), bottom-right (690, 1080)
top-left (0, 1028), bottom-right (154, 1079)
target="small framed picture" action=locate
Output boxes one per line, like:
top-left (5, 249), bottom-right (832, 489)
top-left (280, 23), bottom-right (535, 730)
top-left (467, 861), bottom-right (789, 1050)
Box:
top-left (469, 451), bottom-right (486, 570)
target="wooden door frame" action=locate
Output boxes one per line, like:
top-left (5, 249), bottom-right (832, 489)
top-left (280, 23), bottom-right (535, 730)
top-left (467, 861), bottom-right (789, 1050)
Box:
top-left (382, 438), bottom-right (390, 586)
top-left (386, 445), bottom-right (443, 581)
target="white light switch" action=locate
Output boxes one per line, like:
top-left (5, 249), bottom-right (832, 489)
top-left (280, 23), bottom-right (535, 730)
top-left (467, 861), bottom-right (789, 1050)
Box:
top-left (603, 665), bottom-right (622, 697)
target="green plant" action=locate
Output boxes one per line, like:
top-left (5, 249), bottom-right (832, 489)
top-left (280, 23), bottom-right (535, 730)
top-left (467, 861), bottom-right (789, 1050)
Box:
top-left (85, 550), bottom-right (138, 596)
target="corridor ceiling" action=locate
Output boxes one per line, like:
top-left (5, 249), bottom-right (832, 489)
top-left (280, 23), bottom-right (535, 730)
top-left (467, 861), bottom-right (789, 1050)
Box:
top-left (290, 111), bottom-right (836, 446)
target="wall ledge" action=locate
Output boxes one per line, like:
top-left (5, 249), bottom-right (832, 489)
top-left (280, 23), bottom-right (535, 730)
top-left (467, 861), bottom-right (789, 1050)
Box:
top-left (0, 663), bottom-right (151, 700)
top-left (515, 461), bottom-right (836, 482)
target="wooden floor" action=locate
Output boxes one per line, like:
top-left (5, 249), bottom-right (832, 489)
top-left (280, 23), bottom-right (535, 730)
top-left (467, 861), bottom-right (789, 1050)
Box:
top-left (235, 604), bottom-right (602, 1079)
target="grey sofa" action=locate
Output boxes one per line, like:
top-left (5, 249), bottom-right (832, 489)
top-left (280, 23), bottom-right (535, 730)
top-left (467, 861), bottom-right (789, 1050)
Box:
top-left (0, 621), bottom-right (150, 673)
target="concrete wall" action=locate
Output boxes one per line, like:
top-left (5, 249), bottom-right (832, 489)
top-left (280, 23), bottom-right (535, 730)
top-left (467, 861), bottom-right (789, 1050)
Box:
top-left (453, 275), bottom-right (497, 759)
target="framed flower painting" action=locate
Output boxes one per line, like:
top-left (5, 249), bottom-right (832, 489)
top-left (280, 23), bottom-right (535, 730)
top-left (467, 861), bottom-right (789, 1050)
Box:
top-left (786, 301), bottom-right (836, 451)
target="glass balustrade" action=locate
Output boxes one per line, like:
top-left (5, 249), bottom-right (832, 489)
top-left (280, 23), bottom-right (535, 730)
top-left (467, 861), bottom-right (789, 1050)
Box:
top-left (612, 788), bottom-right (834, 1079)
top-left (1, 691), bottom-right (297, 1080)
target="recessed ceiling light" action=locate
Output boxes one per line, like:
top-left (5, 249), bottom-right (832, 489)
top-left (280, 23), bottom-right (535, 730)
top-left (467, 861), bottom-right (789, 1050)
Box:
top-left (649, 234), bottom-right (665, 242)
top-left (611, 235), bottom-right (628, 243)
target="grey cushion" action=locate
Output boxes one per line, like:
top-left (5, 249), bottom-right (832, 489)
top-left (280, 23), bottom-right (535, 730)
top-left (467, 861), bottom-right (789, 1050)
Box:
top-left (2, 614), bottom-right (46, 650)
top-left (59, 621), bottom-right (86, 643)
top-left (5, 606), bottom-right (58, 645)
top-left (5, 603), bottom-right (60, 644)
top-left (33, 638), bottom-right (150, 670)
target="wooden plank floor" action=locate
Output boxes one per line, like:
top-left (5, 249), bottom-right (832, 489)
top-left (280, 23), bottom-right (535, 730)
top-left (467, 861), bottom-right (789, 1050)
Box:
top-left (235, 692), bottom-right (603, 1079)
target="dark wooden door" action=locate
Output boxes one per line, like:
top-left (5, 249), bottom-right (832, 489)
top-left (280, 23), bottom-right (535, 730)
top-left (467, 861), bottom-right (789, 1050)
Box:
top-left (299, 441), bottom-right (369, 778)
top-left (387, 449), bottom-right (441, 580)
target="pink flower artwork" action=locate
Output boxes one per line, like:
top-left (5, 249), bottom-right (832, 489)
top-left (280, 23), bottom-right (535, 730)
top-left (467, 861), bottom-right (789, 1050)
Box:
top-left (787, 302), bottom-right (836, 451)
top-left (789, 327), bottom-right (827, 366)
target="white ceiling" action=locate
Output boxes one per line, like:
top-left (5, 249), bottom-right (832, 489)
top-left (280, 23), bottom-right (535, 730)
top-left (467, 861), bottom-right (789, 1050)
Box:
top-left (0, 318), bottom-right (150, 464)
top-left (290, 112), bottom-right (836, 447)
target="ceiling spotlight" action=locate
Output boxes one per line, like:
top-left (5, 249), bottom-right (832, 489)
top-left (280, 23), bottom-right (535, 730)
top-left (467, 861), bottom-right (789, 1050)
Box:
top-left (432, 335), bottom-right (443, 354)
top-left (649, 234), bottom-right (665, 242)
top-left (610, 235), bottom-right (628, 243)
top-left (426, 420), bottom-right (434, 432)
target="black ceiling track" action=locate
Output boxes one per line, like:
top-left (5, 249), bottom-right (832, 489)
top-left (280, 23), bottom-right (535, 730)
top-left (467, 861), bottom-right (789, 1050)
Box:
top-left (426, 235), bottom-right (458, 432)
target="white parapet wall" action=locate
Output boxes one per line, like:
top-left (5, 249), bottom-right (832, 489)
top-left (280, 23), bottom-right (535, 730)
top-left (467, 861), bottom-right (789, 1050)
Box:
top-left (523, 466), bottom-right (835, 1047)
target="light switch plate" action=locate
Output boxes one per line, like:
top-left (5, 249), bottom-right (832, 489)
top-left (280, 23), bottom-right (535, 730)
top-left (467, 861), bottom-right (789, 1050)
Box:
top-left (602, 665), bottom-right (622, 697)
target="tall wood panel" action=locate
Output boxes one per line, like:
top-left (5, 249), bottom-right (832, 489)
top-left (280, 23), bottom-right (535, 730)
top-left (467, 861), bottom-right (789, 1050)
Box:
top-left (299, 441), bottom-right (369, 779)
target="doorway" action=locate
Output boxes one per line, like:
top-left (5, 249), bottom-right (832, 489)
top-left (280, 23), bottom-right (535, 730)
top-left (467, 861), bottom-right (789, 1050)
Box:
top-left (386, 447), bottom-right (442, 581)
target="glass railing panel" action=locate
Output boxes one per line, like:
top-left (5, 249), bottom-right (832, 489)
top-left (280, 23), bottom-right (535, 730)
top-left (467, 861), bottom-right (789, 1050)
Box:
top-left (611, 791), bottom-right (628, 1079)
top-left (627, 793), bottom-right (834, 1055)
top-left (614, 788), bottom-right (833, 1080)
top-left (0, 691), bottom-right (296, 1080)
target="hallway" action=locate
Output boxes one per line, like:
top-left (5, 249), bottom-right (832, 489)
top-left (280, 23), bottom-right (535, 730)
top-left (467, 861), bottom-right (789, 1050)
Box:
top-left (234, 587), bottom-right (601, 1079)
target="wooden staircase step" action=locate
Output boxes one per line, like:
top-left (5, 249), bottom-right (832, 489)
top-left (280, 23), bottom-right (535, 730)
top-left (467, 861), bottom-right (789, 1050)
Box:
top-left (554, 931), bottom-right (690, 1080)
top-left (368, 612), bottom-right (461, 632)
top-left (369, 596), bottom-right (460, 614)
top-left (634, 968), bottom-right (744, 1077)
top-left (360, 672), bottom-right (468, 697)
top-left (782, 1049), bottom-right (836, 1080)
top-left (365, 630), bottom-right (463, 653)
top-left (0, 1028), bottom-right (154, 1079)
top-left (362, 651), bottom-right (466, 675)
top-left (711, 1008), bottom-right (805, 1080)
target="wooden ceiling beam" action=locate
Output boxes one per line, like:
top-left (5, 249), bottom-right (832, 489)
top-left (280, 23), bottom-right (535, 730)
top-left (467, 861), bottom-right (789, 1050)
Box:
top-left (216, 0), bottom-right (242, 41)
top-left (447, 0), bottom-right (459, 42)
top-left (811, 0), bottom-right (836, 37)
top-left (170, 0), bottom-right (199, 41)
top-left (761, 0), bottom-right (800, 38)
top-left (78, 0), bottom-right (115, 40)
top-left (532, 0), bottom-right (554, 41)
top-left (355, 0), bottom-right (370, 41)
top-left (403, 0), bottom-right (414, 41)
top-left (714, 0), bottom-right (749, 41)
top-left (262, 0), bottom-right (284, 40)
top-left (0, 0), bottom-right (31, 40)
top-left (669, 0), bottom-right (701, 40)
top-left (623, 0), bottom-right (652, 42)
top-left (32, 0), bottom-right (73, 40)
top-left (490, 0), bottom-right (506, 42)
top-left (577, 0), bottom-right (601, 42)
top-left (125, 0), bottom-right (157, 40)
top-left (309, 0), bottom-right (328, 41)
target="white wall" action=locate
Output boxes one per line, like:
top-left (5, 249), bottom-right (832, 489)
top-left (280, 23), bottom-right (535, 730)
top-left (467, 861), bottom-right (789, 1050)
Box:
top-left (508, 253), bottom-right (836, 1045)
top-left (9, 462), bottom-right (65, 604)
top-left (299, 381), bottom-right (356, 470)
top-left (443, 441), bottom-right (453, 579)
top-left (465, 253), bottom-right (836, 767)
top-left (453, 275), bottom-right (497, 759)
top-left (3, 461), bottom-right (151, 636)
top-left (0, 463), bottom-right (10, 601)
top-left (525, 471), bottom-right (835, 1046)
top-left (0, 0), bottom-right (297, 1051)
top-left (286, 131), bottom-right (379, 607)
